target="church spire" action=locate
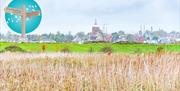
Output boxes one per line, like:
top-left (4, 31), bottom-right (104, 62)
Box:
top-left (94, 18), bottom-right (97, 25)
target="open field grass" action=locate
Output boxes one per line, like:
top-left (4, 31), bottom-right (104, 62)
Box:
top-left (0, 52), bottom-right (180, 91)
top-left (0, 42), bottom-right (180, 53)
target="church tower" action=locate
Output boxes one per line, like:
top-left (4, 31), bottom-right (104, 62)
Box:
top-left (89, 19), bottom-right (104, 41)
top-left (92, 19), bottom-right (101, 34)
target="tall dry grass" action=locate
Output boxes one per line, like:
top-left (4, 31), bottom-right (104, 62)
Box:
top-left (0, 52), bottom-right (180, 91)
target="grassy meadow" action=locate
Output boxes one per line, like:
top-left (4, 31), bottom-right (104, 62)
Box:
top-left (0, 42), bottom-right (180, 53)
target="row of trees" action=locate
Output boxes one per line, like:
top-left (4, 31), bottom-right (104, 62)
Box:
top-left (0, 31), bottom-right (88, 42)
top-left (0, 29), bottom-right (179, 43)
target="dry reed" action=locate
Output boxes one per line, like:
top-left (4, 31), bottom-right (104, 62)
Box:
top-left (0, 52), bottom-right (179, 91)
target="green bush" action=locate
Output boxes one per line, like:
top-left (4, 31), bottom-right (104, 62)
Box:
top-left (41, 44), bottom-right (47, 52)
top-left (55, 45), bottom-right (60, 52)
top-left (100, 46), bottom-right (113, 53)
top-left (156, 46), bottom-right (165, 53)
top-left (0, 50), bottom-right (5, 53)
top-left (88, 47), bottom-right (94, 53)
top-left (4, 46), bottom-right (26, 52)
top-left (61, 47), bottom-right (71, 53)
top-left (134, 48), bottom-right (142, 54)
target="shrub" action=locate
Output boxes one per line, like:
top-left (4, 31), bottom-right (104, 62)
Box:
top-left (4, 46), bottom-right (26, 52)
top-left (61, 47), bottom-right (71, 53)
top-left (100, 46), bottom-right (113, 53)
top-left (41, 44), bottom-right (47, 52)
top-left (134, 48), bottom-right (142, 54)
top-left (0, 50), bottom-right (5, 53)
top-left (55, 45), bottom-right (60, 52)
top-left (156, 46), bottom-right (165, 53)
top-left (88, 47), bottom-right (94, 53)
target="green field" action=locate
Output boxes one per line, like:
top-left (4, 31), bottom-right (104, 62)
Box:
top-left (0, 42), bottom-right (180, 53)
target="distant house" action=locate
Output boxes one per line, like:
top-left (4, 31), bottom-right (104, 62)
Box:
top-left (175, 38), bottom-right (180, 43)
top-left (158, 38), bottom-right (175, 44)
top-left (135, 35), bottom-right (144, 43)
top-left (73, 36), bottom-right (84, 44)
top-left (39, 39), bottom-right (56, 43)
top-left (112, 34), bottom-right (128, 43)
top-left (104, 34), bottom-right (112, 42)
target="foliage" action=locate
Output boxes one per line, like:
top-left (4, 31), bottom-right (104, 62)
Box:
top-left (0, 42), bottom-right (180, 53)
top-left (41, 44), bottom-right (47, 52)
top-left (61, 47), bottom-right (71, 53)
top-left (55, 45), bottom-right (60, 52)
top-left (100, 46), bottom-right (113, 53)
top-left (4, 46), bottom-right (26, 52)
top-left (134, 48), bottom-right (142, 54)
top-left (0, 50), bottom-right (5, 53)
top-left (88, 47), bottom-right (94, 53)
top-left (156, 46), bottom-right (165, 53)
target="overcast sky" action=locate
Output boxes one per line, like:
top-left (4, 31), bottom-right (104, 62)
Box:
top-left (0, 0), bottom-right (180, 35)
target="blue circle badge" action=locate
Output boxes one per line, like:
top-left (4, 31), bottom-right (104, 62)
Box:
top-left (5, 0), bottom-right (42, 36)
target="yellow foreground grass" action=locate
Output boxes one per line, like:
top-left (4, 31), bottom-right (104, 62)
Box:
top-left (0, 52), bottom-right (180, 91)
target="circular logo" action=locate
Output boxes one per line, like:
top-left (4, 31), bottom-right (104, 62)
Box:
top-left (5, 0), bottom-right (42, 34)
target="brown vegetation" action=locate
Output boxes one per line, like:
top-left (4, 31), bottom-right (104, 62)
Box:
top-left (0, 52), bottom-right (179, 91)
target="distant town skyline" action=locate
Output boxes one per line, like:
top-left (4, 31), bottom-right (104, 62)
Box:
top-left (0, 0), bottom-right (180, 35)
